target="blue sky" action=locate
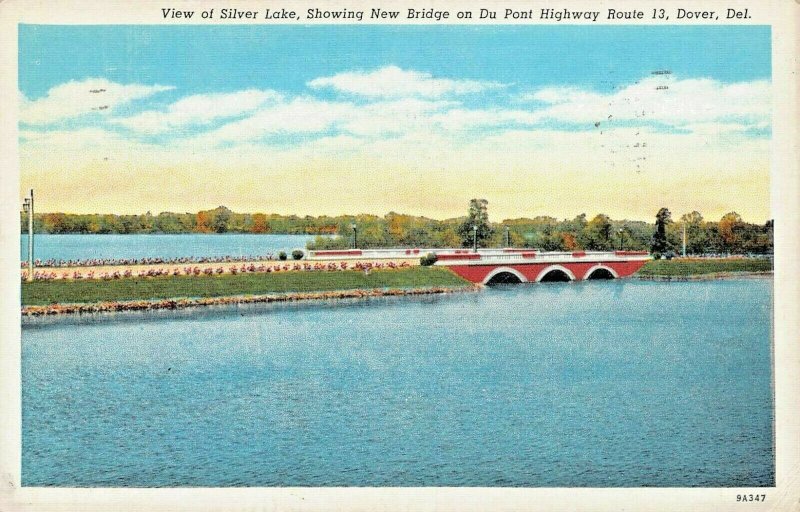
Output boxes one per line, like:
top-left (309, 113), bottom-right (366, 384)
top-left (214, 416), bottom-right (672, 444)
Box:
top-left (18, 25), bottom-right (772, 220)
top-left (20, 25), bottom-right (770, 99)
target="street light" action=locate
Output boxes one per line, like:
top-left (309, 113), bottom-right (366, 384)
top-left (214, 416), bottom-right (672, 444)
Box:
top-left (682, 222), bottom-right (687, 257)
top-left (23, 190), bottom-right (34, 281)
top-left (472, 225), bottom-right (478, 253)
top-left (351, 222), bottom-right (357, 249)
top-left (617, 228), bottom-right (624, 250)
top-left (505, 225), bottom-right (510, 248)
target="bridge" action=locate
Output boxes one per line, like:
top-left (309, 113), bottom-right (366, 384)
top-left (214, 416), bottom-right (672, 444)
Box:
top-left (433, 249), bottom-right (650, 284)
top-left (307, 248), bottom-right (650, 285)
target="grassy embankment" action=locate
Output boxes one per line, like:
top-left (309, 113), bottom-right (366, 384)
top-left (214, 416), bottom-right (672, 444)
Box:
top-left (637, 257), bottom-right (772, 278)
top-left (21, 257), bottom-right (773, 308)
top-left (21, 266), bottom-right (470, 306)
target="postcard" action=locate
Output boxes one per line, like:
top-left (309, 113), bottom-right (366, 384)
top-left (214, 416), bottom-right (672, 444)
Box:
top-left (1, 0), bottom-right (798, 510)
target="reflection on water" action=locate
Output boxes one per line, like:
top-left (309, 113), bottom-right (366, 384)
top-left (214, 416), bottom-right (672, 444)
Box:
top-left (22, 278), bottom-right (773, 487)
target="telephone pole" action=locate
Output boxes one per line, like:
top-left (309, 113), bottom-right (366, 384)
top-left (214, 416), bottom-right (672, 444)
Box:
top-left (682, 222), bottom-right (687, 257)
top-left (23, 189), bottom-right (34, 281)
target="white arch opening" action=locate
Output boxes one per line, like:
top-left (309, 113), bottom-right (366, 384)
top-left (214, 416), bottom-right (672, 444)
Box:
top-left (583, 264), bottom-right (619, 280)
top-left (482, 267), bottom-right (528, 285)
top-left (535, 264), bottom-right (576, 282)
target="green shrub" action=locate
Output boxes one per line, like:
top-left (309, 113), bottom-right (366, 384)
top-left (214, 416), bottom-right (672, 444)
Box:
top-left (291, 249), bottom-right (304, 260)
top-left (420, 253), bottom-right (438, 266)
top-left (278, 251), bottom-right (288, 261)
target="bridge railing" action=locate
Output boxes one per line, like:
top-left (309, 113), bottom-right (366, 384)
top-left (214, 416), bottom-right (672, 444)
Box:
top-left (308, 248), bottom-right (650, 262)
top-left (433, 250), bottom-right (651, 265)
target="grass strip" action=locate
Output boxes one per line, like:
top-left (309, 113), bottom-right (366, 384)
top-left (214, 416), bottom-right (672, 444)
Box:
top-left (21, 267), bottom-right (470, 306)
top-left (637, 257), bottom-right (772, 277)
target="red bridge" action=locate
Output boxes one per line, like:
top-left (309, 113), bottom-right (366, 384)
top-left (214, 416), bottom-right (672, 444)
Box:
top-left (433, 249), bottom-right (651, 285)
top-left (307, 247), bottom-right (650, 285)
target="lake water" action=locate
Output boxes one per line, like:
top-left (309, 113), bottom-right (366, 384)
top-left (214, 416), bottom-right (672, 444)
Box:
top-left (21, 278), bottom-right (773, 487)
top-left (20, 234), bottom-right (316, 263)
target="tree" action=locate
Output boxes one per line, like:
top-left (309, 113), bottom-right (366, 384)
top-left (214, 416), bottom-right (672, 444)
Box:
top-left (718, 212), bottom-right (743, 253)
top-left (153, 212), bottom-right (184, 234)
top-left (386, 212), bottom-right (412, 245)
top-left (679, 211), bottom-right (707, 255)
top-left (42, 213), bottom-right (68, 234)
top-left (583, 214), bottom-right (613, 250)
top-left (561, 232), bottom-right (579, 251)
top-left (457, 199), bottom-right (494, 248)
top-left (650, 207), bottom-right (673, 256)
top-left (195, 211), bottom-right (212, 233)
top-left (210, 206), bottom-right (232, 233)
top-left (251, 213), bottom-right (269, 233)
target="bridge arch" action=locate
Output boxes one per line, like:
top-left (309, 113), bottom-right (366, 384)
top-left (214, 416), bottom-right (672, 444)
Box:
top-left (483, 267), bottom-right (528, 285)
top-left (535, 265), bottom-right (576, 282)
top-left (583, 264), bottom-right (619, 280)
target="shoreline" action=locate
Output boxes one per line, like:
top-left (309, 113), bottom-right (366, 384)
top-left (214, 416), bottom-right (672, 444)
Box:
top-left (21, 285), bottom-right (479, 317)
top-left (20, 270), bottom-right (774, 318)
top-left (634, 270), bottom-right (773, 281)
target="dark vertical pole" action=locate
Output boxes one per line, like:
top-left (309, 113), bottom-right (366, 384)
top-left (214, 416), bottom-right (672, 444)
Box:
top-left (28, 189), bottom-right (34, 281)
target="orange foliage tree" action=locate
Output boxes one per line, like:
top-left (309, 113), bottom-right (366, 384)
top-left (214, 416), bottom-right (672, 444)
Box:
top-left (251, 213), bottom-right (269, 234)
top-left (195, 211), bottom-right (212, 233)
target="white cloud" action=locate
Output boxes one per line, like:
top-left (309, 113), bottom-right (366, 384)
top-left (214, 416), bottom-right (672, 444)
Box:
top-left (428, 108), bottom-right (538, 131)
top-left (189, 97), bottom-right (354, 145)
top-left (20, 127), bottom-right (129, 151)
top-left (20, 78), bottom-right (173, 125)
top-left (114, 89), bottom-right (281, 134)
top-left (519, 76), bottom-right (771, 130)
top-left (679, 122), bottom-right (753, 135)
top-left (521, 86), bottom-right (597, 105)
top-left (307, 65), bottom-right (505, 98)
top-left (339, 98), bottom-right (455, 136)
top-left (180, 75), bottom-right (772, 148)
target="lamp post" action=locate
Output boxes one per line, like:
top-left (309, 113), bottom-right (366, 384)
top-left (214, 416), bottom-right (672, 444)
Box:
top-left (505, 225), bottom-right (510, 248)
top-left (351, 222), bottom-right (357, 250)
top-left (472, 225), bottom-right (478, 253)
top-left (617, 228), bottom-right (624, 250)
top-left (682, 222), bottom-right (687, 257)
top-left (23, 189), bottom-right (34, 281)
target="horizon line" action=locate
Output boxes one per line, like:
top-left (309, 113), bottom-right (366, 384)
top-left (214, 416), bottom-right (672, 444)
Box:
top-left (20, 206), bottom-right (773, 225)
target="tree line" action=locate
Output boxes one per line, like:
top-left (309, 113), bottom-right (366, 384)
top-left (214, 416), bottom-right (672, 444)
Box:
top-left (21, 203), bottom-right (773, 255)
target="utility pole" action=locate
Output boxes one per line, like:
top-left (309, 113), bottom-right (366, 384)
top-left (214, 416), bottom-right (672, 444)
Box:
top-left (682, 222), bottom-right (687, 257)
top-left (23, 189), bottom-right (34, 281)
